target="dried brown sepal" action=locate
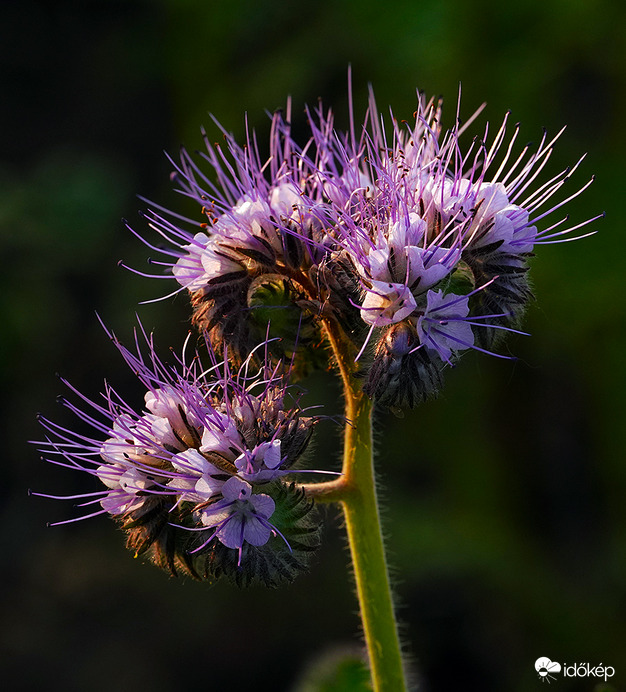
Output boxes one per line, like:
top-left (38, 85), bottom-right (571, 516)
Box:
top-left (120, 497), bottom-right (199, 579)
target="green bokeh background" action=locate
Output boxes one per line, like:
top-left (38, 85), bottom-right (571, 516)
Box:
top-left (2, 1), bottom-right (624, 690)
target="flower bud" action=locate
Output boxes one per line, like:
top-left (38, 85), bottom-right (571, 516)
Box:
top-left (363, 322), bottom-right (444, 409)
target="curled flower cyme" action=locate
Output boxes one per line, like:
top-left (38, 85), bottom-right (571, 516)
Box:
top-left (131, 85), bottom-right (599, 413)
top-left (33, 325), bottom-right (327, 586)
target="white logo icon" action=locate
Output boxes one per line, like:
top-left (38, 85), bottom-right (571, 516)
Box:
top-left (535, 658), bottom-right (562, 683)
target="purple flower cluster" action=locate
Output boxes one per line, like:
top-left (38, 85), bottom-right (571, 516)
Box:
top-left (34, 81), bottom-right (599, 587)
top-left (34, 327), bottom-right (323, 584)
top-left (137, 88), bottom-right (597, 409)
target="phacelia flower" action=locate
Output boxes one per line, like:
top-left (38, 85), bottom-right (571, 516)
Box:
top-left (416, 290), bottom-right (474, 363)
top-left (198, 476), bottom-right (278, 566)
top-left (131, 83), bottom-right (600, 410)
top-left (33, 324), bottom-right (328, 586)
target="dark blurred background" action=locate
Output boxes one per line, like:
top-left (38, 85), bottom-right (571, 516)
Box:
top-left (2, 1), bottom-right (624, 690)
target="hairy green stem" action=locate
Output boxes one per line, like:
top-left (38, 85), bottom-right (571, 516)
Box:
top-left (304, 320), bottom-right (407, 691)
top-left (342, 386), bottom-right (406, 691)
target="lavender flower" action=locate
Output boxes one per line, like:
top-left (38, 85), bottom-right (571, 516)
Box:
top-left (416, 290), bottom-right (475, 363)
top-left (131, 85), bottom-right (599, 410)
top-left (33, 325), bottom-right (325, 586)
top-left (198, 476), bottom-right (278, 566)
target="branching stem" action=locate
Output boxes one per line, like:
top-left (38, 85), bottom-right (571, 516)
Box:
top-left (302, 318), bottom-right (407, 692)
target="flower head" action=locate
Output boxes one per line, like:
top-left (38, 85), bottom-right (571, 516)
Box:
top-left (130, 83), bottom-right (599, 410)
top-left (131, 108), bottom-right (333, 365)
top-left (33, 323), bottom-right (326, 585)
top-left (306, 88), bottom-right (599, 407)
